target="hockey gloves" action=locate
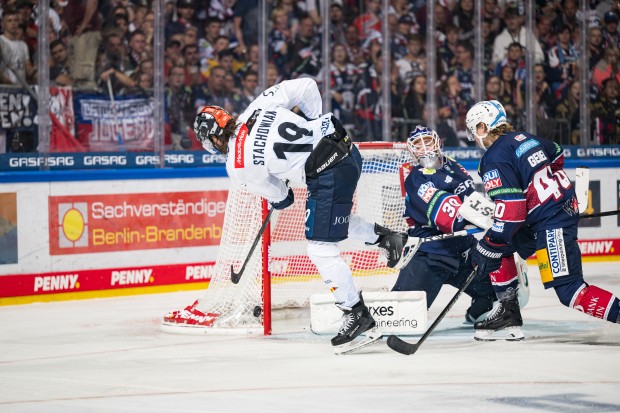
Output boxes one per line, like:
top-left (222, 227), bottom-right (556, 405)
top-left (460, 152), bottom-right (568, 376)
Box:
top-left (271, 188), bottom-right (295, 210)
top-left (471, 238), bottom-right (504, 277)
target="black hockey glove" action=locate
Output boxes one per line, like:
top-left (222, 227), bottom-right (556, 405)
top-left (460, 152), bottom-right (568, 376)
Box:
top-left (271, 188), bottom-right (294, 210)
top-left (471, 238), bottom-right (504, 277)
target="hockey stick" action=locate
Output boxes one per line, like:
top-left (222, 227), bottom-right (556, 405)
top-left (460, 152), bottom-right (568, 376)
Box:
top-left (393, 227), bottom-right (483, 270)
top-left (387, 268), bottom-right (477, 355)
top-left (230, 206), bottom-right (274, 284)
top-left (580, 210), bottom-right (620, 219)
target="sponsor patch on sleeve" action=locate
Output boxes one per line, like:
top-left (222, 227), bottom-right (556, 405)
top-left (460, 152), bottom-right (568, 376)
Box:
top-left (483, 169), bottom-right (502, 191)
top-left (515, 139), bottom-right (540, 158)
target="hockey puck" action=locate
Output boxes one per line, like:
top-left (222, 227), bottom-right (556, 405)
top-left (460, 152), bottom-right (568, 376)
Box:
top-left (253, 306), bottom-right (262, 317)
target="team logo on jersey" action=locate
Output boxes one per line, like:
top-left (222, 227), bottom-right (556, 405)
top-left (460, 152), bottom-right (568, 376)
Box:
top-left (546, 228), bottom-right (569, 277)
top-left (417, 182), bottom-right (437, 203)
top-left (234, 124), bottom-right (248, 168)
top-left (514, 134), bottom-right (527, 141)
top-left (515, 139), bottom-right (540, 158)
top-left (483, 169), bottom-right (502, 191)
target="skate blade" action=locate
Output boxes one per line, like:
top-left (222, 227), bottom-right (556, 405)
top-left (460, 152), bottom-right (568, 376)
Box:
top-left (474, 326), bottom-right (525, 342)
top-left (334, 328), bottom-right (383, 355)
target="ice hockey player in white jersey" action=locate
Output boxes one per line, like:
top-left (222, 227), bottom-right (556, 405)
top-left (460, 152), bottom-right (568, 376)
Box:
top-left (186, 78), bottom-right (406, 352)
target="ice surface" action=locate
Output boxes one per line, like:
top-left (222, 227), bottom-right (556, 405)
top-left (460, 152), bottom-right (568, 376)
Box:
top-left (1, 262), bottom-right (619, 413)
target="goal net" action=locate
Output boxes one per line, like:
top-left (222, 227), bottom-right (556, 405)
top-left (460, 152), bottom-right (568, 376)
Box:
top-left (173, 142), bottom-right (412, 334)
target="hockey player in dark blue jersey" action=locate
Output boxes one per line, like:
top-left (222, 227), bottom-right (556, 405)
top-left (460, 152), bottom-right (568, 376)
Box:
top-left (392, 126), bottom-right (501, 323)
top-left (466, 100), bottom-right (620, 341)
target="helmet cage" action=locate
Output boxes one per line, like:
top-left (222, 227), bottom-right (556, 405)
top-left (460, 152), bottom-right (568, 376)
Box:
top-left (406, 125), bottom-right (443, 169)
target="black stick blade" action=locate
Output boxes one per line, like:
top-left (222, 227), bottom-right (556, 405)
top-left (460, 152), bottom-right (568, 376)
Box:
top-left (230, 265), bottom-right (241, 284)
top-left (386, 335), bottom-right (418, 355)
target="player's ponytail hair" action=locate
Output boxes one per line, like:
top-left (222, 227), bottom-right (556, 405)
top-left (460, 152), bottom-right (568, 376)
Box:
top-left (488, 123), bottom-right (515, 140)
top-left (222, 115), bottom-right (240, 140)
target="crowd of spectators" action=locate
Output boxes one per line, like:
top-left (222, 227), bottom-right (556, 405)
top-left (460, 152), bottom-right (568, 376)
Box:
top-left (0, 0), bottom-right (619, 150)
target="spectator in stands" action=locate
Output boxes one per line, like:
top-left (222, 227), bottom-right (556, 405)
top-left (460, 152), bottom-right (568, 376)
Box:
top-left (232, 0), bottom-right (258, 58)
top-left (402, 73), bottom-right (426, 123)
top-left (392, 15), bottom-right (415, 60)
top-left (556, 79), bottom-right (581, 144)
top-left (438, 24), bottom-right (460, 74)
top-left (560, 0), bottom-right (579, 34)
top-left (140, 11), bottom-right (154, 55)
top-left (323, 42), bottom-right (360, 128)
top-left (166, 0), bottom-right (196, 39)
top-left (0, 8), bottom-right (34, 84)
top-left (236, 43), bottom-right (258, 84)
top-left (287, 14), bottom-right (321, 78)
top-left (182, 43), bottom-right (203, 86)
top-left (165, 64), bottom-right (194, 149)
top-left (497, 64), bottom-right (523, 126)
top-left (276, 0), bottom-right (304, 39)
top-left (589, 26), bottom-right (605, 70)
top-left (104, 13), bottom-right (129, 39)
top-left (198, 17), bottom-right (222, 65)
top-left (199, 35), bottom-right (230, 77)
top-left (592, 46), bottom-right (620, 89)
top-left (482, 0), bottom-right (503, 39)
top-left (453, 40), bottom-right (475, 108)
top-left (547, 24), bottom-right (579, 99)
top-left (453, 0), bottom-right (474, 42)
top-left (395, 34), bottom-right (425, 90)
top-left (329, 2), bottom-right (347, 45)
top-left (268, 6), bottom-right (291, 76)
top-left (64, 0), bottom-right (101, 89)
top-left (492, 6), bottom-right (544, 65)
top-left (591, 77), bottom-right (620, 145)
top-left (96, 30), bottom-right (134, 95)
top-left (602, 11), bottom-right (620, 48)
top-left (343, 23), bottom-right (365, 67)
top-left (196, 65), bottom-right (234, 115)
top-left (484, 75), bottom-right (501, 101)
top-left (50, 39), bottom-right (72, 86)
top-left (183, 25), bottom-right (198, 47)
top-left (164, 38), bottom-right (183, 76)
top-left (533, 63), bottom-right (556, 119)
top-left (353, 0), bottom-right (382, 42)
top-left (266, 62), bottom-right (281, 88)
top-left (535, 14), bottom-right (556, 54)
top-left (233, 69), bottom-right (258, 115)
top-left (495, 42), bottom-right (526, 82)
top-left (437, 74), bottom-right (467, 147)
top-left (127, 29), bottom-right (147, 72)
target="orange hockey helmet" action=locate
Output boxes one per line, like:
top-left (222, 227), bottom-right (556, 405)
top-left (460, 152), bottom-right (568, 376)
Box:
top-left (194, 105), bottom-right (233, 154)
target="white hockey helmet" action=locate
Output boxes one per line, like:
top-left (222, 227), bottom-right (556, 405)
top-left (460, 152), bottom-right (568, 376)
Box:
top-left (406, 125), bottom-right (443, 169)
top-left (465, 100), bottom-right (508, 149)
top-left (194, 105), bottom-right (233, 154)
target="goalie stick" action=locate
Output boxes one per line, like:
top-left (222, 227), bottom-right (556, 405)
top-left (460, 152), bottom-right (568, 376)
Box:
top-left (387, 269), bottom-right (477, 355)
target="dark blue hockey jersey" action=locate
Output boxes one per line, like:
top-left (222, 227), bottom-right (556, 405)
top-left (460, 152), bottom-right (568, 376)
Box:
top-left (478, 131), bottom-right (579, 248)
top-left (404, 157), bottom-right (476, 256)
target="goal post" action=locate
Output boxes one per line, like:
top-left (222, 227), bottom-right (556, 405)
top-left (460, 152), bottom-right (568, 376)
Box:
top-left (163, 142), bottom-right (413, 335)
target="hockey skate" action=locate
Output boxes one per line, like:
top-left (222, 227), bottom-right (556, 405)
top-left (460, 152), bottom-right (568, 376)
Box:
top-left (473, 297), bottom-right (524, 341)
top-left (373, 224), bottom-right (408, 268)
top-left (161, 300), bottom-right (219, 330)
top-left (332, 294), bottom-right (383, 355)
top-left (464, 295), bottom-right (496, 324)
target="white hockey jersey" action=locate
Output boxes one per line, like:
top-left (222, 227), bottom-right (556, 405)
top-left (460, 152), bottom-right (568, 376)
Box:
top-left (226, 78), bottom-right (338, 204)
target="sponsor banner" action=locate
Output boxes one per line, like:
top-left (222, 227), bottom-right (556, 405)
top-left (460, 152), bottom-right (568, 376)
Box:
top-left (49, 191), bottom-right (227, 255)
top-left (0, 151), bottom-right (226, 171)
top-left (0, 262), bottom-right (215, 298)
top-left (74, 93), bottom-right (156, 151)
top-left (0, 193), bottom-right (18, 265)
top-left (0, 86), bottom-right (37, 130)
top-left (578, 239), bottom-right (620, 256)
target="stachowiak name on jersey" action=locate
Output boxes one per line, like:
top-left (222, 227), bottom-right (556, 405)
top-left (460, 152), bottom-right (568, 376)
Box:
top-left (226, 78), bottom-right (336, 204)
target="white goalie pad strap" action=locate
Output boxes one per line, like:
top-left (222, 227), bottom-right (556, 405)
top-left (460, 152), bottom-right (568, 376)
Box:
top-left (515, 253), bottom-right (530, 309)
top-left (310, 291), bottom-right (427, 335)
top-left (575, 167), bottom-right (590, 214)
top-left (459, 192), bottom-right (495, 230)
